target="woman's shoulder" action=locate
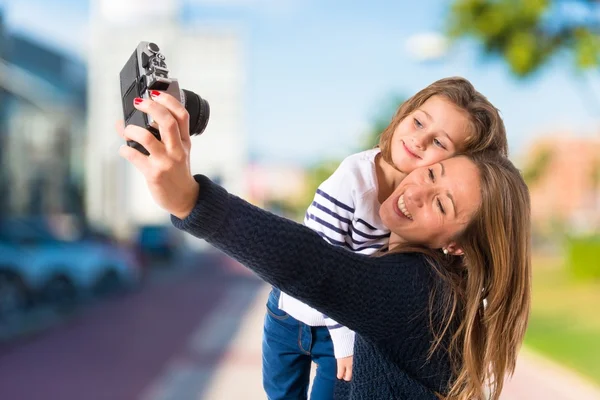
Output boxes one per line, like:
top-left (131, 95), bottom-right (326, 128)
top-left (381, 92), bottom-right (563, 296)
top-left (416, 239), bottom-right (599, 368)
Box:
top-left (379, 249), bottom-right (428, 263)
top-left (378, 250), bottom-right (443, 281)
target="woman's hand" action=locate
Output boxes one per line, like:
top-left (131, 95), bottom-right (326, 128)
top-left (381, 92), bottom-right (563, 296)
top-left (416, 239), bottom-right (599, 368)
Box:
top-left (116, 91), bottom-right (199, 220)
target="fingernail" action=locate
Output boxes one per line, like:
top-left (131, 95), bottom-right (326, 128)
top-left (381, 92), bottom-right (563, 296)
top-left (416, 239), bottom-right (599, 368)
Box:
top-left (134, 97), bottom-right (143, 105)
top-left (150, 90), bottom-right (161, 97)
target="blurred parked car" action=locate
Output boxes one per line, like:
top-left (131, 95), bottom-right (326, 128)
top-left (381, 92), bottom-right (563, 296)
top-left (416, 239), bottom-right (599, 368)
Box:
top-left (0, 242), bottom-right (31, 320)
top-left (0, 216), bottom-right (142, 312)
top-left (136, 224), bottom-right (184, 266)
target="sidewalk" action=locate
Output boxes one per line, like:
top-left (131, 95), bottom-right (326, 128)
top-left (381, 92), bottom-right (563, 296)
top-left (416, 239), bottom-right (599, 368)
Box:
top-left (200, 284), bottom-right (269, 399)
top-left (140, 281), bottom-right (268, 400)
top-left (142, 281), bottom-right (600, 399)
top-left (501, 349), bottom-right (600, 400)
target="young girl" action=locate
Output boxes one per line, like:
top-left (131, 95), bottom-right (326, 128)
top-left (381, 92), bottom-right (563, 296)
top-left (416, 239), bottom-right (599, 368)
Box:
top-left (262, 77), bottom-right (508, 399)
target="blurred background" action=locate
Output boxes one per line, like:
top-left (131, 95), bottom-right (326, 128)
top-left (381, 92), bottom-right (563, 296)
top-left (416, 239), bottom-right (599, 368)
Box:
top-left (0, 0), bottom-right (599, 399)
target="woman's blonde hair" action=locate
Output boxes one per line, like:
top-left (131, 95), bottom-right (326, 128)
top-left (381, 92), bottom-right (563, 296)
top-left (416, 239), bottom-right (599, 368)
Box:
top-left (378, 77), bottom-right (508, 160)
top-left (390, 152), bottom-right (531, 400)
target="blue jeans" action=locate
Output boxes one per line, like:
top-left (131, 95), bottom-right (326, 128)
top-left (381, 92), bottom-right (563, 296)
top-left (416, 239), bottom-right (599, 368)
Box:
top-left (262, 288), bottom-right (337, 400)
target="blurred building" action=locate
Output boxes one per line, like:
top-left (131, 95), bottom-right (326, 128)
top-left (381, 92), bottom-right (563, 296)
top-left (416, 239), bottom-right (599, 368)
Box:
top-left (0, 10), bottom-right (87, 219)
top-left (523, 136), bottom-right (600, 235)
top-left (0, 10), bottom-right (6, 214)
top-left (87, 0), bottom-right (247, 239)
top-left (246, 162), bottom-right (309, 208)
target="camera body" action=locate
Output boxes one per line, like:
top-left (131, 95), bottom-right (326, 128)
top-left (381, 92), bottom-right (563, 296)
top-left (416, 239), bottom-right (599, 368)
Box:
top-left (119, 41), bottom-right (209, 155)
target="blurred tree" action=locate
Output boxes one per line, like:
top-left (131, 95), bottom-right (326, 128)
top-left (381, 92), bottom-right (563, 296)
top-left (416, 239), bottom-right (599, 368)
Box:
top-left (447, 0), bottom-right (600, 77)
top-left (591, 157), bottom-right (600, 230)
top-left (292, 159), bottom-right (341, 220)
top-left (361, 94), bottom-right (406, 149)
top-left (591, 157), bottom-right (600, 190)
top-left (292, 93), bottom-right (407, 218)
top-left (522, 143), bottom-right (554, 186)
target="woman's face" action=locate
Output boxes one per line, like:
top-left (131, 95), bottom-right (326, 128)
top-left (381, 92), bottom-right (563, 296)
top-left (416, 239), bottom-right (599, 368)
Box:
top-left (379, 156), bottom-right (482, 249)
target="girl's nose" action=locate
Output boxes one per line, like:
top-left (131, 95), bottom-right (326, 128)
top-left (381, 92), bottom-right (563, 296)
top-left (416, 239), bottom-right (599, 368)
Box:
top-left (413, 135), bottom-right (426, 149)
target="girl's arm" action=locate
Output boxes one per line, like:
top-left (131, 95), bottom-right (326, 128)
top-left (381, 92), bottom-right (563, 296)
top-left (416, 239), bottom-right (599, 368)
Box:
top-left (302, 153), bottom-right (388, 358)
top-left (173, 175), bottom-right (434, 341)
top-left (304, 153), bottom-right (388, 253)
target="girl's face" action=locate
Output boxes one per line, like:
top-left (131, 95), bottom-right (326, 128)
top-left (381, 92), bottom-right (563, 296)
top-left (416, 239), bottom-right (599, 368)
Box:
top-left (379, 156), bottom-right (481, 249)
top-left (390, 95), bottom-right (472, 174)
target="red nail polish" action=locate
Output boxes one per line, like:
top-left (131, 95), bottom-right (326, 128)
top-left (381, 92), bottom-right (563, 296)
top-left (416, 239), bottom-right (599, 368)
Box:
top-left (134, 97), bottom-right (143, 105)
top-left (150, 90), bottom-right (161, 97)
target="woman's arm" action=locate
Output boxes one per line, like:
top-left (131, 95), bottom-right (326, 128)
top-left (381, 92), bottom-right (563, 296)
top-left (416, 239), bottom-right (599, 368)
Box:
top-left (173, 175), bottom-right (434, 341)
top-left (116, 93), bottom-right (434, 342)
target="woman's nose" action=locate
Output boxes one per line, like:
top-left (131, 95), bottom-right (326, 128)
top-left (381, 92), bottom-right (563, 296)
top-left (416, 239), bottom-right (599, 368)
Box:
top-left (407, 186), bottom-right (433, 208)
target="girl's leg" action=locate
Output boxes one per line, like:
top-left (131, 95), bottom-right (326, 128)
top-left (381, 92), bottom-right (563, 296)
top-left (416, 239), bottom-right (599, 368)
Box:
top-left (309, 326), bottom-right (337, 400)
top-left (262, 288), bottom-right (313, 400)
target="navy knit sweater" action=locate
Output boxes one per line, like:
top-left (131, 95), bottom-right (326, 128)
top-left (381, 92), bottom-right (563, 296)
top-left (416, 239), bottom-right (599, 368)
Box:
top-left (172, 175), bottom-right (454, 399)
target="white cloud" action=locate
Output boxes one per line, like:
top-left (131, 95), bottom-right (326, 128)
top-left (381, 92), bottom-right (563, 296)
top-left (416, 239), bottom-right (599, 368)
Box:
top-left (405, 32), bottom-right (449, 62)
top-left (188, 0), bottom-right (290, 5)
top-left (99, 0), bottom-right (180, 24)
top-left (187, 0), bottom-right (302, 17)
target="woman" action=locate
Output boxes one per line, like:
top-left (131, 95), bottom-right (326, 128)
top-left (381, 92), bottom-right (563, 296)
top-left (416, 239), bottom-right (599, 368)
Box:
top-left (117, 93), bottom-right (531, 400)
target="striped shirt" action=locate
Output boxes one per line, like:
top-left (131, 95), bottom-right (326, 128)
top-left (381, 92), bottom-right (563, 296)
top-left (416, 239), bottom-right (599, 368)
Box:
top-left (278, 148), bottom-right (390, 358)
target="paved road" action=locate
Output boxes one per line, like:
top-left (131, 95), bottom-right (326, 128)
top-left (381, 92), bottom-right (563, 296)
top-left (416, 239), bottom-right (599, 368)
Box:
top-left (0, 254), bottom-right (263, 400)
top-left (1, 253), bottom-right (598, 400)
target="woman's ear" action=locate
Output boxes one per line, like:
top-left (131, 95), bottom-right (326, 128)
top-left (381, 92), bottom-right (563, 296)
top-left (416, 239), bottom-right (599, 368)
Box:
top-left (445, 242), bottom-right (464, 256)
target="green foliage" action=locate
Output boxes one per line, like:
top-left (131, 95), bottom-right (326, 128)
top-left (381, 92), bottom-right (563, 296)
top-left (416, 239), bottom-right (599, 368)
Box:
top-left (521, 144), bottom-right (553, 186)
top-left (361, 94), bottom-right (407, 150)
top-left (566, 235), bottom-right (600, 280)
top-left (525, 255), bottom-right (600, 384)
top-left (288, 93), bottom-right (407, 218)
top-left (293, 159), bottom-right (342, 219)
top-left (526, 313), bottom-right (600, 384)
top-left (265, 198), bottom-right (303, 220)
top-left (295, 93), bottom-right (407, 216)
top-left (306, 160), bottom-right (342, 190)
top-left (591, 158), bottom-right (600, 189)
top-left (447, 0), bottom-right (600, 77)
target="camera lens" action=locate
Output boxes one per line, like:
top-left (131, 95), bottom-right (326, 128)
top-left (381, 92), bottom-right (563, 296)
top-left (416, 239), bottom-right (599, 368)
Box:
top-left (182, 89), bottom-right (210, 136)
top-left (148, 43), bottom-right (160, 53)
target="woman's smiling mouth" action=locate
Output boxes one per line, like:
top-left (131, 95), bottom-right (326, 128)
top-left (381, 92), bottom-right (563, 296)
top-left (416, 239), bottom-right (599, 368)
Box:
top-left (394, 194), bottom-right (413, 220)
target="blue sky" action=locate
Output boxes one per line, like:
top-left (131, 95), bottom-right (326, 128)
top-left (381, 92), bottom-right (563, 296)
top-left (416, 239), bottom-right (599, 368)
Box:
top-left (2, 0), bottom-right (600, 165)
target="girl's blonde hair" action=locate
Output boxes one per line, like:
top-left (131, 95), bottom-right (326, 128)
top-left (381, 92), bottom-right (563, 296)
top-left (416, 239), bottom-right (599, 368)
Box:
top-left (390, 151), bottom-right (531, 400)
top-left (378, 77), bottom-right (508, 161)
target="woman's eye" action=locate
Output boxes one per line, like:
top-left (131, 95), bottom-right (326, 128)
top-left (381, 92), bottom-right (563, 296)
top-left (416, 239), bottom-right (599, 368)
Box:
top-left (433, 138), bottom-right (446, 149)
top-left (437, 198), bottom-right (446, 214)
top-left (414, 118), bottom-right (423, 128)
top-left (428, 168), bottom-right (435, 182)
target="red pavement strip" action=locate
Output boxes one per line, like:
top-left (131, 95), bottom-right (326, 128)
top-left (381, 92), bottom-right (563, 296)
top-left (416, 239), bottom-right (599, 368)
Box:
top-left (139, 282), bottom-right (265, 400)
top-left (0, 261), bottom-right (261, 400)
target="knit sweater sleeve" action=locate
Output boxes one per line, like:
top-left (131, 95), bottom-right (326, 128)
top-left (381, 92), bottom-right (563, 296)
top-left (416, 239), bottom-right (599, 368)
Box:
top-left (172, 175), bottom-right (433, 342)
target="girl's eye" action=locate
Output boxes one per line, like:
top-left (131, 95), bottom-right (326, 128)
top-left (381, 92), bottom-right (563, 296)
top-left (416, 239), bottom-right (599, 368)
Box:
top-left (414, 118), bottom-right (423, 128)
top-left (428, 168), bottom-right (435, 182)
top-left (437, 198), bottom-right (446, 214)
top-left (433, 138), bottom-right (447, 150)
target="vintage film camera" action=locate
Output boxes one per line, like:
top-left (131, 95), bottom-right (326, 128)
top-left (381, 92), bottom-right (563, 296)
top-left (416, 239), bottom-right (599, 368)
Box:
top-left (119, 41), bottom-right (210, 154)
